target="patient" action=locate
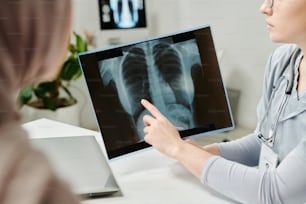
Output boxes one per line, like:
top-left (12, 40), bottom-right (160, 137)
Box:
top-left (0, 0), bottom-right (80, 203)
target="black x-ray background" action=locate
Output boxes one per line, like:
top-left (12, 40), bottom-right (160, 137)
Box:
top-left (79, 26), bottom-right (233, 158)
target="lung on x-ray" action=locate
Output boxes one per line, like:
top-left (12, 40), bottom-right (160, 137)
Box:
top-left (79, 25), bottom-right (234, 159)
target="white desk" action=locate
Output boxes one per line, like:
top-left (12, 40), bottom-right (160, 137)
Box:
top-left (23, 119), bottom-right (238, 204)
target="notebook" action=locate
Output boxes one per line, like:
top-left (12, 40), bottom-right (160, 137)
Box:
top-left (30, 135), bottom-right (119, 197)
top-left (78, 25), bottom-right (234, 159)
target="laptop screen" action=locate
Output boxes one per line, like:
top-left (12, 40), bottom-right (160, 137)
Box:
top-left (79, 25), bottom-right (234, 159)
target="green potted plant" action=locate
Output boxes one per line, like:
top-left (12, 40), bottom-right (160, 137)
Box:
top-left (18, 32), bottom-right (88, 125)
top-left (17, 32), bottom-right (88, 125)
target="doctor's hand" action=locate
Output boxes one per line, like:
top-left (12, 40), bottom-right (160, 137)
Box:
top-left (141, 99), bottom-right (185, 159)
top-left (0, 123), bottom-right (80, 204)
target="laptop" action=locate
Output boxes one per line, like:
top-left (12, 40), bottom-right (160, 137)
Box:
top-left (78, 25), bottom-right (234, 159)
top-left (30, 135), bottom-right (120, 197)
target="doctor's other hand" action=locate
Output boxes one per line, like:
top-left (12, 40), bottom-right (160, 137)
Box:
top-left (141, 99), bottom-right (185, 158)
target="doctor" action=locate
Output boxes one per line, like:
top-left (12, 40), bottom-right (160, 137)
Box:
top-left (141, 0), bottom-right (306, 203)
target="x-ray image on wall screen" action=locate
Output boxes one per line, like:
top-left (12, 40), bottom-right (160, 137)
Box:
top-left (79, 26), bottom-right (234, 159)
top-left (99, 0), bottom-right (147, 29)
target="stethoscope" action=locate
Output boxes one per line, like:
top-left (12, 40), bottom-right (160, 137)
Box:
top-left (257, 48), bottom-right (301, 147)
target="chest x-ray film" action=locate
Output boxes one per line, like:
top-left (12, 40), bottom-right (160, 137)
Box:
top-left (79, 25), bottom-right (234, 159)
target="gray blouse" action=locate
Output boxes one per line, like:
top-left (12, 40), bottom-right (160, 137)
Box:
top-left (201, 44), bottom-right (306, 204)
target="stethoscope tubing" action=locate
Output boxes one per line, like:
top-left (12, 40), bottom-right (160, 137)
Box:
top-left (257, 48), bottom-right (301, 147)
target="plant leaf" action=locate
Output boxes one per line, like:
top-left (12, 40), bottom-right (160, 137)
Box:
top-left (74, 32), bottom-right (87, 52)
top-left (60, 57), bottom-right (82, 81)
top-left (18, 86), bottom-right (33, 106)
top-left (42, 98), bottom-right (57, 111)
top-left (34, 81), bottom-right (58, 99)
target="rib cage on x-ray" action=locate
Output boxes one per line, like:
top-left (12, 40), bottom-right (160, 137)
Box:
top-left (99, 39), bottom-right (202, 140)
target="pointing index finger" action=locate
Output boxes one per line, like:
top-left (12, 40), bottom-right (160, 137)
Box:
top-left (141, 99), bottom-right (163, 119)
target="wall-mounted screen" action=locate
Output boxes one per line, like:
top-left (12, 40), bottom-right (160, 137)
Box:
top-left (98, 0), bottom-right (147, 30)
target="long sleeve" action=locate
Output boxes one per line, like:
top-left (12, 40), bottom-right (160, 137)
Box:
top-left (201, 145), bottom-right (306, 204)
top-left (217, 132), bottom-right (261, 166)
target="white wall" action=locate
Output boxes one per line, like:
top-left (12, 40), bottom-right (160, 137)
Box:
top-left (72, 0), bottom-right (278, 130)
